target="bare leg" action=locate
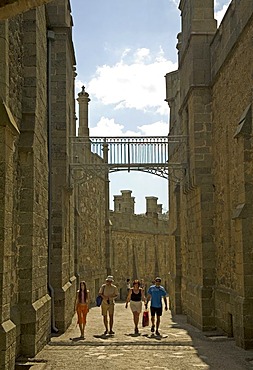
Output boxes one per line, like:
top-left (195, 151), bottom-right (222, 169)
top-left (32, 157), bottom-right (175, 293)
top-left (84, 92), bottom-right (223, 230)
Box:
top-left (156, 316), bottom-right (161, 331)
top-left (82, 323), bottom-right (85, 336)
top-left (133, 312), bottom-right (139, 329)
top-left (109, 314), bottom-right (114, 331)
top-left (103, 315), bottom-right (108, 332)
top-left (80, 312), bottom-right (85, 337)
top-left (78, 323), bottom-right (83, 337)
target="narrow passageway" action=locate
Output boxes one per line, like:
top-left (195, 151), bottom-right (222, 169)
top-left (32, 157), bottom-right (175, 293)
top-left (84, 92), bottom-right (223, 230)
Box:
top-left (35, 302), bottom-right (253, 370)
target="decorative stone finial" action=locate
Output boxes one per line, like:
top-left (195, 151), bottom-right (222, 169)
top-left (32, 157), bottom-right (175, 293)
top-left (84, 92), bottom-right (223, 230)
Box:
top-left (78, 86), bottom-right (89, 98)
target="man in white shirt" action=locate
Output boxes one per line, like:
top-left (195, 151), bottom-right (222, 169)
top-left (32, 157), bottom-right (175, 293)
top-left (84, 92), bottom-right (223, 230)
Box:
top-left (99, 275), bottom-right (119, 335)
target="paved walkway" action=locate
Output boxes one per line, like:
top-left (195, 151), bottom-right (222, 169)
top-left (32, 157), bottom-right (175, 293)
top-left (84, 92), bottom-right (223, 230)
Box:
top-left (31, 302), bottom-right (253, 370)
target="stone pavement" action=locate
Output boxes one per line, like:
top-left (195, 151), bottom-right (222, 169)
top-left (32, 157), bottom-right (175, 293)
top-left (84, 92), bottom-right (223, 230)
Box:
top-left (30, 302), bottom-right (253, 370)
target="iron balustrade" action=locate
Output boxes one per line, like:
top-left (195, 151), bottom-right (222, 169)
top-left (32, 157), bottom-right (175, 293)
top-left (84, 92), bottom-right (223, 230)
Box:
top-left (70, 135), bottom-right (186, 181)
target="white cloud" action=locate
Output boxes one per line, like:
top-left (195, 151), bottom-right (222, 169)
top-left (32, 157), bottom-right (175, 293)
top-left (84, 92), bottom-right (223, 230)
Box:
top-left (214, 1), bottom-right (230, 26)
top-left (137, 121), bottom-right (169, 136)
top-left (90, 116), bottom-right (140, 136)
top-left (134, 48), bottom-right (150, 63)
top-left (84, 48), bottom-right (176, 116)
top-left (90, 116), bottom-right (169, 137)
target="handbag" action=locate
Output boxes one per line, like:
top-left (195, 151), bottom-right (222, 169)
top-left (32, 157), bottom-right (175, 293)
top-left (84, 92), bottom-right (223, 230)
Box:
top-left (96, 286), bottom-right (105, 307)
top-left (142, 309), bottom-right (149, 327)
top-left (96, 295), bottom-right (103, 307)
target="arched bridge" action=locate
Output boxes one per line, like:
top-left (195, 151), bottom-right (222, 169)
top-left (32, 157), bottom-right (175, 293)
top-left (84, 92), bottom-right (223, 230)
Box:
top-left (70, 135), bottom-right (186, 183)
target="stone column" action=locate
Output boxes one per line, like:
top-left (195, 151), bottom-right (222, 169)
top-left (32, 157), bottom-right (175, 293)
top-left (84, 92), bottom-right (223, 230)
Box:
top-left (0, 20), bottom-right (17, 370)
top-left (77, 86), bottom-right (90, 137)
top-left (174, 0), bottom-right (217, 331)
top-left (0, 103), bottom-right (19, 370)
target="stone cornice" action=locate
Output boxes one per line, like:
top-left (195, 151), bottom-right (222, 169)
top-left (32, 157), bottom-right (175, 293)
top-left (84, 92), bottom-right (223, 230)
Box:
top-left (0, 0), bottom-right (53, 20)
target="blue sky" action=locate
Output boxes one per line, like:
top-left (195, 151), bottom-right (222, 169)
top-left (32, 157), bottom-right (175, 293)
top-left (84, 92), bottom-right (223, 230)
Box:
top-left (71, 0), bottom-right (230, 213)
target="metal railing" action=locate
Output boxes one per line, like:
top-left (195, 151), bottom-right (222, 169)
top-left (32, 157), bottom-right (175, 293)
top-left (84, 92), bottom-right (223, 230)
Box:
top-left (70, 135), bottom-right (186, 181)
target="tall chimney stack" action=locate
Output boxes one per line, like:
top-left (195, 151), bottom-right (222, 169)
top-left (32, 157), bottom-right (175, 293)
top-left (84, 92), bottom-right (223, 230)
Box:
top-left (77, 86), bottom-right (90, 137)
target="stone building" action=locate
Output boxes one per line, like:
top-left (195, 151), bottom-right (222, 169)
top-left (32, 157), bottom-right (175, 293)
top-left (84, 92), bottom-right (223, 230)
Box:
top-left (109, 190), bottom-right (171, 299)
top-left (166, 0), bottom-right (253, 349)
top-left (0, 0), bottom-right (83, 368)
top-left (1, 0), bottom-right (253, 368)
top-left (0, 1), bottom-right (168, 367)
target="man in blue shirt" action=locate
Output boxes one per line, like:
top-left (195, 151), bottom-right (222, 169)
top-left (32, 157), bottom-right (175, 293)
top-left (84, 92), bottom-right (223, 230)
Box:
top-left (146, 277), bottom-right (168, 336)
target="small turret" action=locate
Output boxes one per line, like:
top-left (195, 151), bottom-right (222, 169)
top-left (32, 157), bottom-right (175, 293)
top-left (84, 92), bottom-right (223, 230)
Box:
top-left (113, 190), bottom-right (135, 214)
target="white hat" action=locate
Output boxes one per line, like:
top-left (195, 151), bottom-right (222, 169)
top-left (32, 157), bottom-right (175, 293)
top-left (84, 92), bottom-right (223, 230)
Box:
top-left (106, 275), bottom-right (114, 282)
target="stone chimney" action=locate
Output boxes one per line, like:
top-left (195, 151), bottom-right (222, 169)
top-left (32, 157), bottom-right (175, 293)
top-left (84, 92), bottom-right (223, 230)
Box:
top-left (145, 196), bottom-right (158, 218)
top-left (114, 190), bottom-right (135, 214)
top-left (77, 86), bottom-right (90, 137)
top-left (157, 204), bottom-right (163, 214)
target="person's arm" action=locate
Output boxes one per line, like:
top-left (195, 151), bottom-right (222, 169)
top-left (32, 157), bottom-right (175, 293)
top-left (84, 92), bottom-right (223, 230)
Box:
top-left (87, 290), bottom-right (90, 310)
top-left (125, 288), bottom-right (132, 308)
top-left (163, 295), bottom-right (168, 311)
top-left (100, 285), bottom-right (107, 300)
top-left (141, 288), bottom-right (146, 303)
top-left (146, 292), bottom-right (151, 307)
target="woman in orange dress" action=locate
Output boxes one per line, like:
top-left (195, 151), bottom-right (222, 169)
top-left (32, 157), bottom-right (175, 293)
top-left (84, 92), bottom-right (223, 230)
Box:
top-left (75, 281), bottom-right (90, 338)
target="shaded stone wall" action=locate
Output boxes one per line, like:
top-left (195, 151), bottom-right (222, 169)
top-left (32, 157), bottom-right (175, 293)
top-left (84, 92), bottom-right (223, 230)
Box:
top-left (0, 6), bottom-right (52, 368)
top-left (211, 1), bottom-right (253, 348)
top-left (0, 16), bottom-right (24, 368)
top-left (0, 1), bottom-right (77, 368)
top-left (17, 6), bottom-right (51, 357)
top-left (45, 0), bottom-right (77, 332)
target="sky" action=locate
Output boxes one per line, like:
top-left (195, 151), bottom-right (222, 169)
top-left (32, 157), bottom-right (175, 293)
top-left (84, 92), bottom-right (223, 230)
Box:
top-left (70, 0), bottom-right (230, 214)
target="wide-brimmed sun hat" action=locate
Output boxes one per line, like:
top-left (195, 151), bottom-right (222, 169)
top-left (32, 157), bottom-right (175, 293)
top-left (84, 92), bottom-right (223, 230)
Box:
top-left (106, 275), bottom-right (114, 282)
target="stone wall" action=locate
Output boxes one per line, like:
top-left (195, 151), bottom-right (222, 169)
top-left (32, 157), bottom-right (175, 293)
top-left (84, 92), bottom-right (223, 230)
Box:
top-left (0, 0), bottom-right (53, 20)
top-left (167, 0), bottom-right (216, 332)
top-left (17, 6), bottom-right (51, 356)
top-left (166, 0), bottom-right (253, 349)
top-left (0, 1), bottom-right (78, 368)
top-left (0, 6), bottom-right (52, 367)
top-left (46, 0), bottom-right (77, 333)
top-left (109, 191), bottom-right (171, 299)
top-left (211, 0), bottom-right (253, 348)
top-left (74, 155), bottom-right (107, 302)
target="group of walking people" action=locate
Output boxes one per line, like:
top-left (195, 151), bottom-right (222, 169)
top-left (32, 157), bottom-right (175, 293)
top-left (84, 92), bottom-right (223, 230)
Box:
top-left (75, 275), bottom-right (168, 338)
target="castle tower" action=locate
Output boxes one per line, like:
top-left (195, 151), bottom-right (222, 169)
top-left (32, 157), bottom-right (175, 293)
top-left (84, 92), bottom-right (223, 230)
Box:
top-left (77, 86), bottom-right (90, 137)
top-left (167, 0), bottom-right (217, 329)
top-left (113, 190), bottom-right (135, 214)
top-left (178, 0), bottom-right (217, 61)
top-left (145, 196), bottom-right (158, 218)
